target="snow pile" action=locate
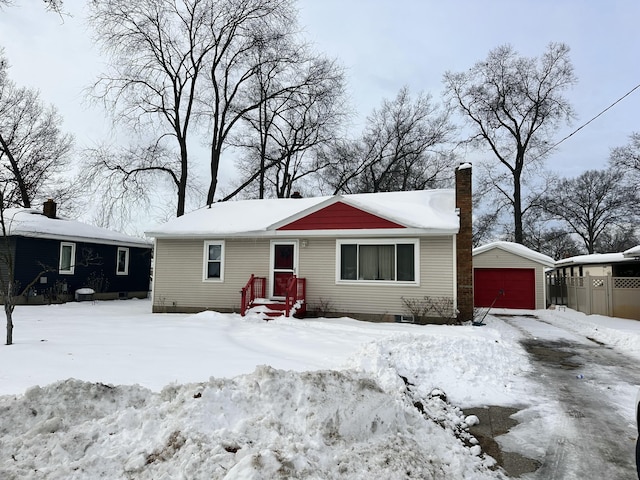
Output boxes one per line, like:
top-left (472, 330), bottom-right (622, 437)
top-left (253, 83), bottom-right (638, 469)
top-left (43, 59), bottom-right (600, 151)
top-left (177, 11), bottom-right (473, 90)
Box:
top-left (12, 299), bottom-right (640, 478)
top-left (348, 330), bottom-right (532, 408)
top-left (0, 367), bottom-right (505, 479)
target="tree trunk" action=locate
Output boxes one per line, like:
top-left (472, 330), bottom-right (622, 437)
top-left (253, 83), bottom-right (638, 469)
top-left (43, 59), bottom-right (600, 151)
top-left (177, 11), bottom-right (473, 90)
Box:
top-left (513, 167), bottom-right (524, 244)
top-left (176, 140), bottom-right (188, 217)
top-left (207, 147), bottom-right (222, 205)
top-left (0, 133), bottom-right (32, 208)
top-left (5, 283), bottom-right (14, 346)
top-left (258, 101), bottom-right (268, 199)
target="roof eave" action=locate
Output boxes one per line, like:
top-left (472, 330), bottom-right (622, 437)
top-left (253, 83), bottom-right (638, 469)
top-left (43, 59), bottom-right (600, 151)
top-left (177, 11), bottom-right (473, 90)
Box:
top-left (14, 231), bottom-right (151, 248)
top-left (148, 226), bottom-right (459, 240)
top-left (473, 244), bottom-right (555, 267)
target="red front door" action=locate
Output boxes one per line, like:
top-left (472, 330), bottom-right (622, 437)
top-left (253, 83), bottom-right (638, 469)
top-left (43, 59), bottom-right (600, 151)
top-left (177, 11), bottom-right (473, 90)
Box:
top-left (272, 243), bottom-right (296, 297)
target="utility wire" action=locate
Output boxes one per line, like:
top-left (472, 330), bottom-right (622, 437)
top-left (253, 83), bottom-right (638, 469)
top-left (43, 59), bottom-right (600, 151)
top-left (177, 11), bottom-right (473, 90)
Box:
top-left (542, 82), bottom-right (640, 158)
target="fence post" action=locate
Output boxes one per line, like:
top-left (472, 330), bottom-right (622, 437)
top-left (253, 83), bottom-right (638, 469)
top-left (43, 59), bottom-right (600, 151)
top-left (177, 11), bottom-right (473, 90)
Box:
top-left (584, 273), bottom-right (591, 315)
top-left (606, 273), bottom-right (614, 317)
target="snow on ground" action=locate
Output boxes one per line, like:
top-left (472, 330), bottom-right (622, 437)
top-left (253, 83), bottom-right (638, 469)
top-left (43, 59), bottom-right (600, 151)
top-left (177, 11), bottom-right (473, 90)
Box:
top-left (490, 307), bottom-right (640, 360)
top-left (1, 299), bottom-right (639, 478)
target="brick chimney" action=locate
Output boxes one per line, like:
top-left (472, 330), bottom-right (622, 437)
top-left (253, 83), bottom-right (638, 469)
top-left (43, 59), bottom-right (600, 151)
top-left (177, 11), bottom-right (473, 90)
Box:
top-left (43, 199), bottom-right (57, 219)
top-left (455, 163), bottom-right (473, 322)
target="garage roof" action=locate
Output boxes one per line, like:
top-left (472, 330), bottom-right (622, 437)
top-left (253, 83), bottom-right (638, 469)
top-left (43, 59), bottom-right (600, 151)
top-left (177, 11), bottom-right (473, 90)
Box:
top-left (473, 241), bottom-right (555, 267)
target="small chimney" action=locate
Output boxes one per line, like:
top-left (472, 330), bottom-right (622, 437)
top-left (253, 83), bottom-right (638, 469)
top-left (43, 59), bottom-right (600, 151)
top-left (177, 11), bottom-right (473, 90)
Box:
top-left (290, 191), bottom-right (303, 199)
top-left (43, 199), bottom-right (57, 219)
top-left (455, 163), bottom-right (473, 322)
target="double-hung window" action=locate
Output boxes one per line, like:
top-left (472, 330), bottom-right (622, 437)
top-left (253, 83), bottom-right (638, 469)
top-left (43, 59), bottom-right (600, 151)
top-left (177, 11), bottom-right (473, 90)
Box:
top-left (337, 239), bottom-right (418, 283)
top-left (59, 242), bottom-right (76, 275)
top-left (203, 241), bottom-right (225, 282)
top-left (116, 247), bottom-right (129, 275)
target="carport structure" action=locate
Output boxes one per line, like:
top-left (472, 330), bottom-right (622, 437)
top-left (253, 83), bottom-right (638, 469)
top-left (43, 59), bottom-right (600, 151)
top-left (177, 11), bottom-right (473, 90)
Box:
top-left (473, 241), bottom-right (555, 310)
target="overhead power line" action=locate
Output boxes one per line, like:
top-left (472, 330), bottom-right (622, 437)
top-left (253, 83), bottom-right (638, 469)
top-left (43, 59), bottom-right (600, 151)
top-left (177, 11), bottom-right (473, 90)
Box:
top-left (542, 82), bottom-right (640, 157)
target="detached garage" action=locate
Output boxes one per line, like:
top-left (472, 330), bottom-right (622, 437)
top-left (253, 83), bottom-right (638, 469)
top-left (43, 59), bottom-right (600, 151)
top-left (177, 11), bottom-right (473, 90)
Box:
top-left (473, 241), bottom-right (555, 310)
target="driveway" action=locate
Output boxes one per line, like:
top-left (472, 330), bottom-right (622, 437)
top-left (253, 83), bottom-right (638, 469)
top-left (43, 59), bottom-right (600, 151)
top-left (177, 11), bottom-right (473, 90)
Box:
top-left (492, 313), bottom-right (639, 479)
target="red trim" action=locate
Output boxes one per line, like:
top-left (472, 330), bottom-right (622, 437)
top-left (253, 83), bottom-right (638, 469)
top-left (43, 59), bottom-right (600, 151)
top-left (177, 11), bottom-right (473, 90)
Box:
top-left (278, 202), bottom-right (405, 230)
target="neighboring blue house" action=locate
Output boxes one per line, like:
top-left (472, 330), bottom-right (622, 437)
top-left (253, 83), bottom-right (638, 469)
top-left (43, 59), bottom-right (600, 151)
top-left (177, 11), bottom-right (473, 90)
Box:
top-left (1, 200), bottom-right (152, 303)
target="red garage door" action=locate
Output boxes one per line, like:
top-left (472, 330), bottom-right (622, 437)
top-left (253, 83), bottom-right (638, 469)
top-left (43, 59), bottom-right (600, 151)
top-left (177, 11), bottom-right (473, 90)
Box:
top-left (474, 268), bottom-right (535, 309)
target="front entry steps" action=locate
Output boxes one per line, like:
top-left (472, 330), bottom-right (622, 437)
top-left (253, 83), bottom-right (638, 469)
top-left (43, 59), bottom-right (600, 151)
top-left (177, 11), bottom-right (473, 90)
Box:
top-left (246, 298), bottom-right (304, 321)
top-left (240, 275), bottom-right (306, 318)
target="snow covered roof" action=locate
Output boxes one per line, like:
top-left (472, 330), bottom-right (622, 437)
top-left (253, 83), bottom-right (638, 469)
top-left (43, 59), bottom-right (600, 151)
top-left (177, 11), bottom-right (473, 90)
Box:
top-left (3, 208), bottom-right (151, 248)
top-left (623, 245), bottom-right (640, 258)
top-left (473, 241), bottom-right (555, 266)
top-left (146, 190), bottom-right (459, 239)
top-left (555, 252), bottom-right (637, 267)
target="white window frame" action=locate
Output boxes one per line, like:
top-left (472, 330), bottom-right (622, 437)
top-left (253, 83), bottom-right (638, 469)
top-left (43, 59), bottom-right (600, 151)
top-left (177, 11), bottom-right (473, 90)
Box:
top-left (335, 238), bottom-right (420, 285)
top-left (59, 242), bottom-right (76, 275)
top-left (116, 247), bottom-right (130, 276)
top-left (203, 240), bottom-right (225, 282)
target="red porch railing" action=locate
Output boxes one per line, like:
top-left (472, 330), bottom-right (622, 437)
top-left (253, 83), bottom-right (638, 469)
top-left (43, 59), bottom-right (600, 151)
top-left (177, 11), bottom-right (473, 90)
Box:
top-left (285, 276), bottom-right (306, 317)
top-left (240, 275), bottom-right (266, 316)
top-left (241, 274), bottom-right (306, 317)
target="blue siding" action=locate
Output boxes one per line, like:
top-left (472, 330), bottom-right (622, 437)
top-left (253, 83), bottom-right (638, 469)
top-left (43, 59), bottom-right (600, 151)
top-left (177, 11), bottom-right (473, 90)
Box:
top-left (13, 236), bottom-right (151, 296)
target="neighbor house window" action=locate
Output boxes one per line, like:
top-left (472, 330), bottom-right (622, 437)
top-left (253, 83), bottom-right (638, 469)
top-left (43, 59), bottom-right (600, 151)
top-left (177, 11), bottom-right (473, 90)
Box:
top-left (203, 241), bottom-right (225, 282)
top-left (116, 247), bottom-right (129, 275)
top-left (59, 242), bottom-right (76, 275)
top-left (336, 239), bottom-right (418, 283)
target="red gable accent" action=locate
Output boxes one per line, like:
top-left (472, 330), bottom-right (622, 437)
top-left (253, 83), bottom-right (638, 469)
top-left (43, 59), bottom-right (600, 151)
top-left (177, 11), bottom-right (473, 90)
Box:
top-left (277, 201), bottom-right (405, 230)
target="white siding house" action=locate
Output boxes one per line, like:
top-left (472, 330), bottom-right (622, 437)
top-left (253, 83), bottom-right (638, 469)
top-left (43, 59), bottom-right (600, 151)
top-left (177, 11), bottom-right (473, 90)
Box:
top-left (146, 166), bottom-right (474, 322)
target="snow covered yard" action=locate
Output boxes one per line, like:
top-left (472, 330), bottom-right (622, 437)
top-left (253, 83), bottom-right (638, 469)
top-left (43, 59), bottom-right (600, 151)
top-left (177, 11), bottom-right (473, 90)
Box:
top-left (1, 299), bottom-right (639, 478)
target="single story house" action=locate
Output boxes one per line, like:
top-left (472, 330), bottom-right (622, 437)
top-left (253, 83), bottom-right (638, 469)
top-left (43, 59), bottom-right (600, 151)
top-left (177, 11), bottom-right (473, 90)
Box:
top-left (1, 200), bottom-right (152, 303)
top-left (146, 165), bottom-right (474, 323)
top-left (550, 249), bottom-right (640, 320)
top-left (473, 241), bottom-right (555, 310)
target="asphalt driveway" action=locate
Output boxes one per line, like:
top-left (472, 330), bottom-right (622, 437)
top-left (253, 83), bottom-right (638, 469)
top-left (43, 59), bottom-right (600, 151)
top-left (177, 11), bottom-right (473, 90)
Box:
top-left (491, 313), bottom-right (639, 479)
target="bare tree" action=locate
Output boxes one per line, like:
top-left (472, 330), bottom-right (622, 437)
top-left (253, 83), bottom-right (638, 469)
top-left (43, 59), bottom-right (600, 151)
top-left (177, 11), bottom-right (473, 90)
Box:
top-left (199, 0), bottom-right (297, 204)
top-left (472, 211), bottom-right (500, 248)
top-left (81, 143), bottom-right (193, 232)
top-left (539, 169), bottom-right (638, 254)
top-left (522, 217), bottom-right (582, 259)
top-left (89, 0), bottom-right (301, 212)
top-left (0, 0), bottom-right (63, 13)
top-left (0, 189), bottom-right (17, 345)
top-left (610, 132), bottom-right (640, 182)
top-left (230, 28), bottom-right (299, 199)
top-left (324, 86), bottom-right (455, 194)
top-left (595, 225), bottom-right (640, 254)
top-left (232, 51), bottom-right (346, 199)
top-left (444, 43), bottom-right (576, 244)
top-left (89, 0), bottom-right (217, 217)
top-left (0, 49), bottom-right (73, 208)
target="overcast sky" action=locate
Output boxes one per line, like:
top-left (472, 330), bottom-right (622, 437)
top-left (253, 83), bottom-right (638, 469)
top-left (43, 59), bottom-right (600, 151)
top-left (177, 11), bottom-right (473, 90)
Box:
top-left (1, 0), bottom-right (639, 215)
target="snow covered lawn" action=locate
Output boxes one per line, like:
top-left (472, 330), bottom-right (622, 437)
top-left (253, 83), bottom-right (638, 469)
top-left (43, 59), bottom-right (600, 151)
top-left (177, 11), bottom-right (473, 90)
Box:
top-left (1, 299), bottom-right (639, 478)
